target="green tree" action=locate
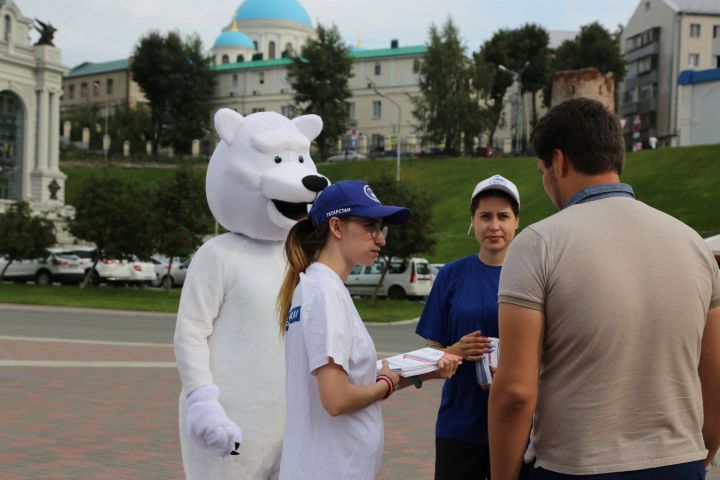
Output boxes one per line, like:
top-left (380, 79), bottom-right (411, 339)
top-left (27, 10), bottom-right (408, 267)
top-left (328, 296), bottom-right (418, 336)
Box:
top-left (152, 162), bottom-right (211, 290)
top-left (412, 18), bottom-right (476, 155)
top-left (367, 174), bottom-right (436, 301)
top-left (69, 173), bottom-right (154, 287)
top-left (510, 24), bottom-right (550, 127)
top-left (108, 104), bottom-right (152, 156)
top-left (288, 23), bottom-right (354, 161)
top-left (131, 31), bottom-right (215, 156)
top-left (544, 22), bottom-right (626, 108)
top-left (0, 201), bottom-right (56, 281)
top-left (473, 24), bottom-right (550, 149)
top-left (473, 30), bottom-right (514, 148)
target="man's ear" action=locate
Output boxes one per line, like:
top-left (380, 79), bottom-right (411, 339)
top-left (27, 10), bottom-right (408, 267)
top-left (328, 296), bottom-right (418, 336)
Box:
top-left (552, 149), bottom-right (570, 178)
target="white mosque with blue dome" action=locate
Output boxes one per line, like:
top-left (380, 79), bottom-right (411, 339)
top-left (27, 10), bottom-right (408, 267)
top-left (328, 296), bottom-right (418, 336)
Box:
top-left (211, 0), bottom-right (315, 65)
top-left (207, 0), bottom-right (427, 155)
top-left (61, 0), bottom-right (442, 156)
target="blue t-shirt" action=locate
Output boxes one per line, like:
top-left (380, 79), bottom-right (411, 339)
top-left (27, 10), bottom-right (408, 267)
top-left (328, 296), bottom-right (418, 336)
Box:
top-left (415, 255), bottom-right (501, 444)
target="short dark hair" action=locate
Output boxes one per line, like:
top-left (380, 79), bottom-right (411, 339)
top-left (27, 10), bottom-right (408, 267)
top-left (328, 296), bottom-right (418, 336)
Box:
top-left (470, 189), bottom-right (519, 217)
top-left (530, 98), bottom-right (625, 175)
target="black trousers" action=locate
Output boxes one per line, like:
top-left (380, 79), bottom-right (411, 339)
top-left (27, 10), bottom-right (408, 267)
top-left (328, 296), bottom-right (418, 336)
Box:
top-left (435, 436), bottom-right (532, 480)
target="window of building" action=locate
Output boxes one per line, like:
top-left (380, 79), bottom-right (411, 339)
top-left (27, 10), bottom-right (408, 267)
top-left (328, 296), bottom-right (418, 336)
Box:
top-left (222, 54), bottom-right (229, 64)
top-left (637, 55), bottom-right (654, 74)
top-left (716, 55), bottom-right (720, 68)
top-left (690, 23), bottom-right (701, 38)
top-left (232, 74), bottom-right (239, 88)
top-left (92, 80), bottom-right (100, 97)
top-left (688, 53), bottom-right (700, 67)
top-left (269, 41), bottom-right (276, 59)
top-left (413, 59), bottom-right (421, 74)
top-left (281, 105), bottom-right (296, 118)
top-left (259, 72), bottom-right (265, 84)
top-left (253, 40), bottom-right (258, 51)
top-left (714, 25), bottom-right (720, 39)
top-left (374, 62), bottom-right (381, 75)
top-left (106, 78), bottom-right (113, 95)
top-left (251, 107), bottom-right (265, 113)
top-left (285, 42), bottom-right (293, 56)
top-left (236, 54), bottom-right (244, 63)
top-left (645, 1), bottom-right (650, 10)
top-left (4, 15), bottom-right (11, 41)
top-left (81, 82), bottom-right (88, 98)
top-left (346, 102), bottom-right (356, 119)
top-left (372, 100), bottom-right (382, 118)
top-left (68, 84), bottom-right (75, 100)
top-left (623, 87), bottom-right (638, 104)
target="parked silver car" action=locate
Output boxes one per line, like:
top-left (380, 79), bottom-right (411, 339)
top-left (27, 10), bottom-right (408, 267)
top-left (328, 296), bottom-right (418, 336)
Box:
top-left (151, 256), bottom-right (190, 289)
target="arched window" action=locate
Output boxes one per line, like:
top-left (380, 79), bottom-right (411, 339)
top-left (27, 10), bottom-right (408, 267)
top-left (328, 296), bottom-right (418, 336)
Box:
top-left (253, 40), bottom-right (258, 51)
top-left (222, 54), bottom-right (229, 64)
top-left (4, 15), bottom-right (11, 42)
top-left (268, 41), bottom-right (276, 59)
top-left (0, 91), bottom-right (24, 200)
top-left (285, 42), bottom-right (293, 55)
top-left (236, 54), bottom-right (244, 63)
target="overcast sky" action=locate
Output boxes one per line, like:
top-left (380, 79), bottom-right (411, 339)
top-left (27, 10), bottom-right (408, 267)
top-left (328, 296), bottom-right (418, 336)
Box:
top-left (19, 0), bottom-right (639, 68)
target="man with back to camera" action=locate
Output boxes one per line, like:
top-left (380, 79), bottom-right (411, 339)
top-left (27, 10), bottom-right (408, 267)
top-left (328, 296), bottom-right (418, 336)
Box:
top-left (488, 97), bottom-right (720, 480)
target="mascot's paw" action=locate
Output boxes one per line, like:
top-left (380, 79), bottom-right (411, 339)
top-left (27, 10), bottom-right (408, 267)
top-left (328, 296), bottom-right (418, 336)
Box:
top-left (186, 384), bottom-right (244, 457)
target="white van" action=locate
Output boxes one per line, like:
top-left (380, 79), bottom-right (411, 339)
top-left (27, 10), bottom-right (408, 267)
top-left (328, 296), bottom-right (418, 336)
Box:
top-left (345, 257), bottom-right (432, 299)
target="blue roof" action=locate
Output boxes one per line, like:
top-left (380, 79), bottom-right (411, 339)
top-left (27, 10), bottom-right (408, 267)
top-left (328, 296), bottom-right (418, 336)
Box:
top-left (678, 68), bottom-right (720, 85)
top-left (235, 0), bottom-right (312, 26)
top-left (214, 30), bottom-right (254, 49)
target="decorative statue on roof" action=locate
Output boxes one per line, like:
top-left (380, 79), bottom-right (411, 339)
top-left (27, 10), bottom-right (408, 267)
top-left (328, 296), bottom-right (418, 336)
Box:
top-left (33, 19), bottom-right (57, 46)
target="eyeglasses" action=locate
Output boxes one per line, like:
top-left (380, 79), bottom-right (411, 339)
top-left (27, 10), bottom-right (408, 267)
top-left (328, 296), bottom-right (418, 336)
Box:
top-left (346, 217), bottom-right (388, 239)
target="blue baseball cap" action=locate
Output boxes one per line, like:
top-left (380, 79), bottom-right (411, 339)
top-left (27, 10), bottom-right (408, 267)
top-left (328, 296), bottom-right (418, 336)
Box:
top-left (309, 180), bottom-right (411, 227)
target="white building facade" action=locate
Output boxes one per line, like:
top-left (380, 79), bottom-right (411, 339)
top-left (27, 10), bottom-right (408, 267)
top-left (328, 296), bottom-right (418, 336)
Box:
top-left (0, 0), bottom-right (68, 217)
top-left (677, 67), bottom-right (720, 146)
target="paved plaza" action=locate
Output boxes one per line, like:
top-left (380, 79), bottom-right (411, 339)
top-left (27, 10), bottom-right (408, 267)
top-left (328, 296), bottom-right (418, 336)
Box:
top-left (1, 328), bottom-right (719, 479)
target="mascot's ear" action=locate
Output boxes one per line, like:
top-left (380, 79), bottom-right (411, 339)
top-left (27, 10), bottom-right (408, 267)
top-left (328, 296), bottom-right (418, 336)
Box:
top-left (292, 114), bottom-right (323, 142)
top-left (215, 108), bottom-right (245, 145)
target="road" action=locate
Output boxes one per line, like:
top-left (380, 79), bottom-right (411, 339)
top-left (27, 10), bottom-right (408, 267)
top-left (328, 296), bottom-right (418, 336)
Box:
top-left (0, 303), bottom-right (423, 354)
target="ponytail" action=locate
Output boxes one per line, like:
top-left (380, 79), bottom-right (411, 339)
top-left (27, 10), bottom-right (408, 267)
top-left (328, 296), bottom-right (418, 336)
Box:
top-left (277, 217), bottom-right (330, 335)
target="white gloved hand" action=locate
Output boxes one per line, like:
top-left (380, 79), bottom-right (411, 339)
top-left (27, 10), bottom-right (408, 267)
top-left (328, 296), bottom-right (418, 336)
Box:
top-left (186, 384), bottom-right (243, 457)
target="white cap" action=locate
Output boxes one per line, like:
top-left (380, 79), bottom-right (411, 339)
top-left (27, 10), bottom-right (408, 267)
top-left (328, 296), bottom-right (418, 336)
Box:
top-left (471, 174), bottom-right (520, 207)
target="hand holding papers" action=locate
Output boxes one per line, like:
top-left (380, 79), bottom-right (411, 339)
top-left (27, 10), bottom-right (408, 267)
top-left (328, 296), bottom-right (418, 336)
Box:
top-left (476, 337), bottom-right (499, 385)
top-left (377, 347), bottom-right (462, 378)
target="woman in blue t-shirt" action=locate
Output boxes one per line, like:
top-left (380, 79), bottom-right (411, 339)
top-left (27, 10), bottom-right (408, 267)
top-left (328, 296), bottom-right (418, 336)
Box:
top-left (416, 174), bottom-right (521, 480)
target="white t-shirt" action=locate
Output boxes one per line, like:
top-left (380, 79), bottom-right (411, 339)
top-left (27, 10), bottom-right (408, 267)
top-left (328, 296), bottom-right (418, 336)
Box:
top-left (280, 262), bottom-right (383, 480)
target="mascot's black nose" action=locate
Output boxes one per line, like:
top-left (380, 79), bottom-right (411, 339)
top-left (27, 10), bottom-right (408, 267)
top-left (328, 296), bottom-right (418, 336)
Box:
top-left (302, 175), bottom-right (329, 193)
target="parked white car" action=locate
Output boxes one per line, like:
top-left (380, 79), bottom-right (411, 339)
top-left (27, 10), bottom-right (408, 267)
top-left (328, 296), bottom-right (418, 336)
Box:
top-left (345, 257), bottom-right (432, 299)
top-left (0, 250), bottom-right (84, 285)
top-left (128, 257), bottom-right (156, 286)
top-left (151, 256), bottom-right (190, 289)
top-left (55, 246), bottom-right (131, 285)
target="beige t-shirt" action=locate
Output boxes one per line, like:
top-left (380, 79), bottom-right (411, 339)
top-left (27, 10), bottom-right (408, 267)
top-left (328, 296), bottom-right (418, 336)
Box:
top-left (498, 196), bottom-right (720, 475)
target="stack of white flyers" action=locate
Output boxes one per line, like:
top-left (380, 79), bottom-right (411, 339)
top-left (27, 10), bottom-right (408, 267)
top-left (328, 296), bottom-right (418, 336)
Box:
top-left (476, 337), bottom-right (500, 385)
top-left (376, 347), bottom-right (461, 378)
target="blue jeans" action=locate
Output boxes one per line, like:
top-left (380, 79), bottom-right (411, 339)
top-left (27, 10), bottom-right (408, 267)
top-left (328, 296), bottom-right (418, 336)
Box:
top-left (528, 460), bottom-right (705, 480)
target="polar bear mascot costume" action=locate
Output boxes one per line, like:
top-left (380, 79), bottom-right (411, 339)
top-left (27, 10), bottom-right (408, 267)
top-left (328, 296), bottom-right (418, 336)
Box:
top-left (174, 108), bottom-right (328, 480)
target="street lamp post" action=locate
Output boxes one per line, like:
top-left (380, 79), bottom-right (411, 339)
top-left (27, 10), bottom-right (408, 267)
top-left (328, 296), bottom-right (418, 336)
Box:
top-left (499, 62), bottom-right (529, 155)
top-left (93, 80), bottom-right (110, 160)
top-left (368, 78), bottom-right (402, 182)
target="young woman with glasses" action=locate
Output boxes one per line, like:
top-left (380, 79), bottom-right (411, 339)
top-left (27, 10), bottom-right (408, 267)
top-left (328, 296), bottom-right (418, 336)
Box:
top-left (276, 180), bottom-right (459, 480)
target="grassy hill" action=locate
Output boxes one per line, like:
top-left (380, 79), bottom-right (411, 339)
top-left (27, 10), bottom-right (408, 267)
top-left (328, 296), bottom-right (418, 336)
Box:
top-left (62, 144), bottom-right (720, 263)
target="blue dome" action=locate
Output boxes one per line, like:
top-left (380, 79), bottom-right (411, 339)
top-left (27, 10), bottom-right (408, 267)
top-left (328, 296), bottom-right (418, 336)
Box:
top-left (214, 30), bottom-right (255, 49)
top-left (235, 0), bottom-right (312, 27)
